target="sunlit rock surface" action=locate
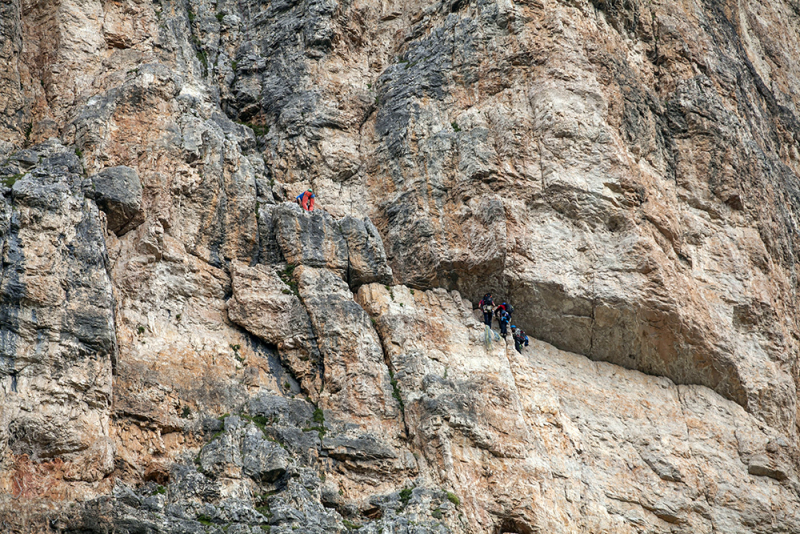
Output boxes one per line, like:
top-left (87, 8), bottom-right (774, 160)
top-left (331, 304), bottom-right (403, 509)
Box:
top-left (1, 0), bottom-right (800, 532)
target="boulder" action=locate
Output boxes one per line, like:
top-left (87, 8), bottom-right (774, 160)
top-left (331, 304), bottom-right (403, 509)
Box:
top-left (89, 165), bottom-right (144, 235)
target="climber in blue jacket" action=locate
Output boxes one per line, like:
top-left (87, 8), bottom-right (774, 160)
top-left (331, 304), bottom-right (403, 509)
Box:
top-left (497, 309), bottom-right (510, 337)
top-left (296, 189), bottom-right (315, 211)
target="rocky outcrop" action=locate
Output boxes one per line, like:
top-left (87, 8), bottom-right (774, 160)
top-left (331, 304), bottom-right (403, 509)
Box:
top-left (357, 283), bottom-right (800, 532)
top-left (88, 165), bottom-right (144, 236)
top-left (271, 204), bottom-right (393, 289)
top-left (227, 260), bottom-right (323, 399)
top-left (1, 0), bottom-right (800, 532)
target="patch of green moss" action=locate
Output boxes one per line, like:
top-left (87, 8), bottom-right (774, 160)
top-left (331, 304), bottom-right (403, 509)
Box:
top-left (191, 35), bottom-right (208, 75)
top-left (342, 519), bottom-right (361, 530)
top-left (312, 408), bottom-right (324, 425)
top-left (2, 173), bottom-right (23, 188)
top-left (446, 491), bottom-right (460, 506)
top-left (196, 513), bottom-right (213, 526)
top-left (240, 413), bottom-right (270, 436)
top-left (256, 505), bottom-right (273, 518)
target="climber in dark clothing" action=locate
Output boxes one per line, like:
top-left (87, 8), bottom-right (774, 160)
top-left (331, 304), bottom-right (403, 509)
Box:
top-left (478, 293), bottom-right (494, 327)
top-left (512, 326), bottom-right (529, 353)
top-left (497, 309), bottom-right (510, 337)
top-left (495, 302), bottom-right (514, 320)
top-left (296, 189), bottom-right (316, 211)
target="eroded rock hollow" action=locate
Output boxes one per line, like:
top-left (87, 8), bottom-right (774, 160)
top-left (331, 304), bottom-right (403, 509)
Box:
top-left (2, 0), bottom-right (800, 532)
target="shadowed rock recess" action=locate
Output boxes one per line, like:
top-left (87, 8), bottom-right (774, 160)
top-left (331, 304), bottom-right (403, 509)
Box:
top-left (1, 0), bottom-right (800, 532)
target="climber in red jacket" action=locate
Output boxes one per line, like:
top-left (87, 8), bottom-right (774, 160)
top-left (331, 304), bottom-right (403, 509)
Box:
top-left (296, 189), bottom-right (316, 211)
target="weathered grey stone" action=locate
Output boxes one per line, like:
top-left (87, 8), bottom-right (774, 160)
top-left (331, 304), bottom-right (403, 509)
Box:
top-left (199, 433), bottom-right (243, 479)
top-left (227, 260), bottom-right (322, 398)
top-left (273, 203), bottom-right (349, 275)
top-left (248, 392), bottom-right (316, 428)
top-left (0, 156), bottom-right (116, 482)
top-left (271, 204), bottom-right (393, 289)
top-left (241, 429), bottom-right (291, 483)
top-left (89, 165), bottom-right (144, 235)
top-left (339, 215), bottom-right (393, 288)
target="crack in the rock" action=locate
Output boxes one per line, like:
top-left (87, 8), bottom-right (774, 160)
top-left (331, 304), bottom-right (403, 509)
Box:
top-left (367, 309), bottom-right (411, 439)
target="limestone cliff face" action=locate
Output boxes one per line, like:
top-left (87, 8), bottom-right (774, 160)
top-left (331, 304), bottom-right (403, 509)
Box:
top-left (1, 0), bottom-right (800, 532)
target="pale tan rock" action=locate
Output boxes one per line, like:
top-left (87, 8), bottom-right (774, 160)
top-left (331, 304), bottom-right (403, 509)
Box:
top-left (1, 0), bottom-right (800, 531)
top-left (357, 283), bottom-right (800, 533)
top-left (296, 266), bottom-right (401, 439)
top-left (227, 260), bottom-right (322, 399)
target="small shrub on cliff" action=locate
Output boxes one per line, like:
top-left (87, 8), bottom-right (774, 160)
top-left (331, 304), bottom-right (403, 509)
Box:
top-left (279, 265), bottom-right (299, 296)
top-left (399, 487), bottom-right (413, 507)
top-left (388, 369), bottom-right (404, 416)
top-left (238, 121), bottom-right (269, 137)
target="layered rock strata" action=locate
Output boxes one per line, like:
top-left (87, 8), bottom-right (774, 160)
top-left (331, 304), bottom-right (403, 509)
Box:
top-left (0, 0), bottom-right (800, 532)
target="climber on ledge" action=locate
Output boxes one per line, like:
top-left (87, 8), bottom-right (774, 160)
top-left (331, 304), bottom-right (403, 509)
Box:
top-left (296, 189), bottom-right (316, 211)
top-left (478, 293), bottom-right (495, 327)
top-left (495, 302), bottom-right (514, 321)
top-left (512, 326), bottom-right (529, 353)
top-left (497, 308), bottom-right (510, 338)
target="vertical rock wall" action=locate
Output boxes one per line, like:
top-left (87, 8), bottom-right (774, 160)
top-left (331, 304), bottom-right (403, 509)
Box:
top-left (0, 0), bottom-right (800, 532)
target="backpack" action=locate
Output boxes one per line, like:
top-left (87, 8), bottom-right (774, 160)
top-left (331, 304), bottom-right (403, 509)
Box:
top-left (482, 304), bottom-right (493, 313)
top-left (506, 304), bottom-right (514, 314)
